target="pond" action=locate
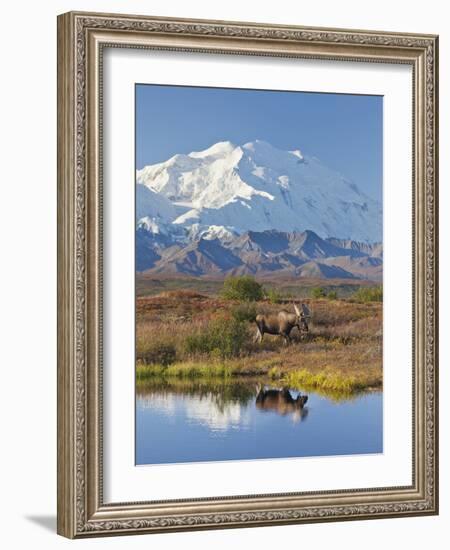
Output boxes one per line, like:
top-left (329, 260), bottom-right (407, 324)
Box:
top-left (136, 378), bottom-right (383, 465)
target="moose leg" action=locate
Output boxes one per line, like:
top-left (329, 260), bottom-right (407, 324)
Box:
top-left (254, 327), bottom-right (263, 343)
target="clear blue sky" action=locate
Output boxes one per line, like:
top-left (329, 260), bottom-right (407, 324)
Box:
top-left (136, 84), bottom-right (383, 202)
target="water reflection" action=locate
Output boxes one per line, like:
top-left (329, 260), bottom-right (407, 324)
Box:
top-left (256, 386), bottom-right (309, 423)
top-left (136, 377), bottom-right (382, 465)
top-left (137, 378), bottom-right (257, 431)
top-left (138, 380), bottom-right (309, 429)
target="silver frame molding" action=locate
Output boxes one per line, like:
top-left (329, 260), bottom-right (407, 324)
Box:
top-left (57, 11), bottom-right (439, 538)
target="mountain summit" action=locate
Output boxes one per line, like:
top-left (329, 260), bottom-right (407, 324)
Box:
top-left (136, 140), bottom-right (381, 243)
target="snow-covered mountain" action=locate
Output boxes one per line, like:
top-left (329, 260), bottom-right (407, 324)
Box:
top-left (136, 139), bottom-right (381, 243)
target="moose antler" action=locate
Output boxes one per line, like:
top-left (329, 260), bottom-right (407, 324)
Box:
top-left (301, 303), bottom-right (311, 319)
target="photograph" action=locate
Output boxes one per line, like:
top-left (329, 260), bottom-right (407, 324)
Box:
top-left (134, 84), bottom-right (384, 465)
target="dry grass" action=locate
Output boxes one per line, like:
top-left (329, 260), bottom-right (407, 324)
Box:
top-left (135, 292), bottom-right (382, 394)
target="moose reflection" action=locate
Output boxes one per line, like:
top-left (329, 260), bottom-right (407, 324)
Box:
top-left (255, 386), bottom-right (309, 422)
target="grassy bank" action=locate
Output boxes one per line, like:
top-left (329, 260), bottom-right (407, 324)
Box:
top-left (136, 337), bottom-right (382, 394)
top-left (136, 358), bottom-right (382, 394)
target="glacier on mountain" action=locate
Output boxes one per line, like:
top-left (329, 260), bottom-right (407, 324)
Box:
top-left (136, 139), bottom-right (382, 243)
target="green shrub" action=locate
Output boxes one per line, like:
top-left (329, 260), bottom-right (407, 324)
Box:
top-left (184, 316), bottom-right (247, 358)
top-left (327, 290), bottom-right (338, 300)
top-left (265, 288), bottom-right (284, 304)
top-left (231, 302), bottom-right (257, 323)
top-left (352, 286), bottom-right (383, 303)
top-left (220, 275), bottom-right (264, 302)
top-left (311, 286), bottom-right (327, 299)
top-left (139, 342), bottom-right (176, 365)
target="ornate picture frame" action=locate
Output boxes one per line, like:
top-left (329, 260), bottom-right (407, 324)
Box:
top-left (57, 11), bottom-right (438, 538)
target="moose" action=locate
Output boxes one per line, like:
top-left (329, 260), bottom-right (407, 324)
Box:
top-left (255, 386), bottom-right (309, 419)
top-left (254, 303), bottom-right (311, 345)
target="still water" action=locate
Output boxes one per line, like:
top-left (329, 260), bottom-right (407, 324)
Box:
top-left (136, 378), bottom-right (383, 465)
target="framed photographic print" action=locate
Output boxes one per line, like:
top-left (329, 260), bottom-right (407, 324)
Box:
top-left (57, 11), bottom-right (439, 538)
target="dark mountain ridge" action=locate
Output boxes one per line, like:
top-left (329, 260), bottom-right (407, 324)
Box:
top-left (136, 227), bottom-right (383, 281)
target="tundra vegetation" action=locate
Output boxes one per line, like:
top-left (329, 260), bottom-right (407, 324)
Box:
top-left (136, 276), bottom-right (383, 397)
